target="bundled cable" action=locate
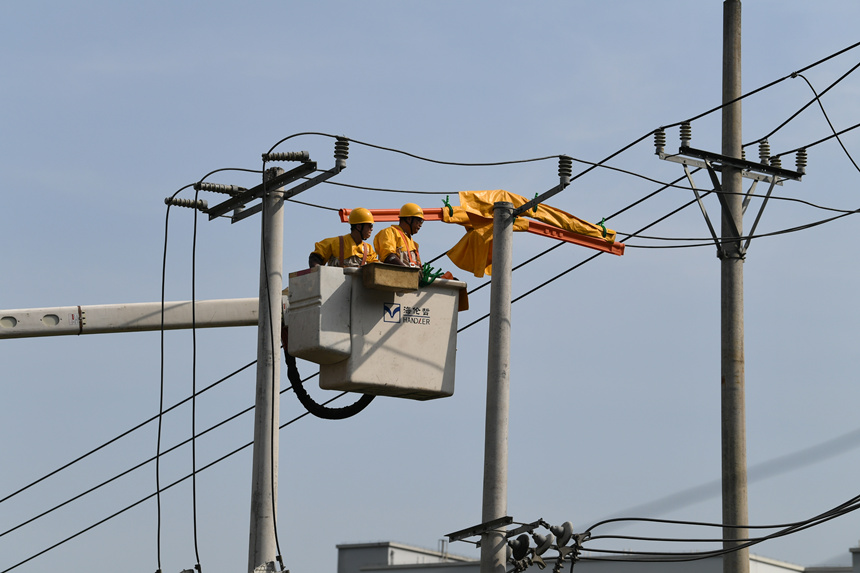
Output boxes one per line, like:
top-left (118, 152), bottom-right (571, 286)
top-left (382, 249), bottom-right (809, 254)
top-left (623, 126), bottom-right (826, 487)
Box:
top-left (281, 324), bottom-right (375, 419)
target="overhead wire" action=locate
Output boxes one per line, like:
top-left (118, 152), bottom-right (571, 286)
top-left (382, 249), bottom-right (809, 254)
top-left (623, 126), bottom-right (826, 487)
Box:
top-left (457, 39), bottom-right (860, 322)
top-left (0, 359), bottom-right (256, 507)
top-left (157, 184), bottom-right (191, 573)
top-left (156, 166), bottom-right (261, 573)
top-left (0, 369), bottom-right (273, 540)
top-left (0, 380), bottom-right (338, 573)
top-left (580, 492), bottom-right (860, 563)
top-left (0, 366), bottom-right (318, 544)
top-left (790, 72), bottom-right (860, 173)
top-left (588, 425), bottom-right (860, 525)
top-left (745, 58), bottom-right (860, 148)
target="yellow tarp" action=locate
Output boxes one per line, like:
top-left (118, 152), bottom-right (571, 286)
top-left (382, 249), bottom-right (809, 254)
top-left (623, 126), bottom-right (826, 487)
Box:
top-left (442, 190), bottom-right (615, 278)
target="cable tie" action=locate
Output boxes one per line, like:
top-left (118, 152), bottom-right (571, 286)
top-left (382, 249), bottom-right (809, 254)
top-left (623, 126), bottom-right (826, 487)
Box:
top-left (597, 218), bottom-right (607, 238)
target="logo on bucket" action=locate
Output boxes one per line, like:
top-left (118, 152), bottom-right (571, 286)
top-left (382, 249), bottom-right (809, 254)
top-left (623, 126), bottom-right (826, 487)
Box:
top-left (383, 303), bottom-right (401, 323)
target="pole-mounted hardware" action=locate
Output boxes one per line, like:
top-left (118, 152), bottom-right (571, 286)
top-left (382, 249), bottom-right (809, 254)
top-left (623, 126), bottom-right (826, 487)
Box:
top-left (512, 155), bottom-right (573, 218)
top-left (261, 150), bottom-right (310, 163)
top-left (656, 122), bottom-right (805, 258)
top-left (446, 516), bottom-right (514, 543)
top-left (164, 197), bottom-right (208, 212)
top-left (447, 517), bottom-right (588, 573)
top-left (194, 182), bottom-right (248, 196)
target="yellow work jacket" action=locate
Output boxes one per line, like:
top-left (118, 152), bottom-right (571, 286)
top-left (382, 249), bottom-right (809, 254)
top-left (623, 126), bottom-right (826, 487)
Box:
top-left (312, 234), bottom-right (378, 267)
top-left (373, 224), bottom-right (421, 267)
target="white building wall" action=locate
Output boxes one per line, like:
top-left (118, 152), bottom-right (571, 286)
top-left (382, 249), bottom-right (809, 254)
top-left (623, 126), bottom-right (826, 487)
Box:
top-left (337, 542), bottom-right (854, 573)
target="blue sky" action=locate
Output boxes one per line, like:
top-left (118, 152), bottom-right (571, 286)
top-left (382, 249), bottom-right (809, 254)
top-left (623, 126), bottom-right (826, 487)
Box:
top-left (3, 2), bottom-right (860, 572)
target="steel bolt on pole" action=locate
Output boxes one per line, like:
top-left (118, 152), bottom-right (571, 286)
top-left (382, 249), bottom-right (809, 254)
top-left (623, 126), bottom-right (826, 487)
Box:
top-left (480, 202), bottom-right (514, 573)
top-left (248, 167), bottom-right (285, 573)
top-left (721, 3), bottom-right (750, 573)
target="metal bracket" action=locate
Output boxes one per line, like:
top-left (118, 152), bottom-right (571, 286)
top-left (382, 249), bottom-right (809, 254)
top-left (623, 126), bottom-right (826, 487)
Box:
top-left (743, 174), bottom-right (779, 254)
top-left (504, 519), bottom-right (547, 538)
top-left (703, 161), bottom-right (745, 259)
top-left (446, 516), bottom-right (513, 543)
top-left (512, 183), bottom-right (566, 218)
top-left (682, 164), bottom-right (725, 259)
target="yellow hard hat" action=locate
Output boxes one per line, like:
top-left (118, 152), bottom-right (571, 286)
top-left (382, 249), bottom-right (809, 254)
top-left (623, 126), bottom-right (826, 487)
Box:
top-left (399, 203), bottom-right (424, 219)
top-left (348, 207), bottom-right (374, 225)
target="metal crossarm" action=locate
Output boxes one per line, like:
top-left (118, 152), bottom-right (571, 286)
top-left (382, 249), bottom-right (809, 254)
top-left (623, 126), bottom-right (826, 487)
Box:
top-left (207, 161), bottom-right (317, 220)
top-left (680, 145), bottom-right (803, 181)
top-left (232, 165), bottom-right (345, 223)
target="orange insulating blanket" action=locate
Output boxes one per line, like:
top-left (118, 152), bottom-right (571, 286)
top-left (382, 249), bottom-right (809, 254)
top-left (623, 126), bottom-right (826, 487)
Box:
top-left (442, 190), bottom-right (616, 278)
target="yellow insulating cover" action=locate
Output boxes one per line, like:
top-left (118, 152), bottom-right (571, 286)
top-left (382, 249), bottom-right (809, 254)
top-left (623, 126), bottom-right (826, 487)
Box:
top-left (442, 190), bottom-right (616, 278)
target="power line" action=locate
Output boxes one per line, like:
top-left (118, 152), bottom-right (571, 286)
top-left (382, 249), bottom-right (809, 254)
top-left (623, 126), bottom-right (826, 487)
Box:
top-left (791, 72), bottom-right (860, 173)
top-left (745, 59), bottom-right (860, 148)
top-left (589, 425), bottom-right (860, 527)
top-left (0, 383), bottom-right (338, 573)
top-left (0, 360), bottom-right (255, 507)
top-left (580, 492), bottom-right (860, 563)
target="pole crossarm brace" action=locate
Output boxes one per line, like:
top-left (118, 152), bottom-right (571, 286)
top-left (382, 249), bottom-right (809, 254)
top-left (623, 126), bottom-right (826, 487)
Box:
top-left (446, 516), bottom-right (513, 543)
top-left (206, 161), bottom-right (318, 221)
top-left (511, 183), bottom-right (566, 218)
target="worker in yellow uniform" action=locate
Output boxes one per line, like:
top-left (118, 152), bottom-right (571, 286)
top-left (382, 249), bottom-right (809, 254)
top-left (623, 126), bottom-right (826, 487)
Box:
top-left (308, 207), bottom-right (379, 268)
top-left (373, 203), bottom-right (423, 267)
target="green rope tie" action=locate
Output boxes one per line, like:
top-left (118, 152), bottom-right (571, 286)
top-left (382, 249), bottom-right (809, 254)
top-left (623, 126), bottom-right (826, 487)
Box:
top-left (597, 217), bottom-right (607, 238)
top-left (442, 195), bottom-right (453, 217)
top-left (533, 193), bottom-right (539, 213)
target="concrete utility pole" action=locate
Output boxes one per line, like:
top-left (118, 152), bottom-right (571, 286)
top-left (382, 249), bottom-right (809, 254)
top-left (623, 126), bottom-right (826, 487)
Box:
top-left (480, 202), bottom-right (514, 573)
top-left (248, 167), bottom-right (286, 573)
top-left (720, 3), bottom-right (750, 573)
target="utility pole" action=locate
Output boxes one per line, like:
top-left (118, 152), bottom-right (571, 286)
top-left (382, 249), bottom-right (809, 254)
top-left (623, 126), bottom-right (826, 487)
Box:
top-left (721, 3), bottom-right (749, 573)
top-left (248, 167), bottom-right (285, 573)
top-left (480, 202), bottom-right (514, 573)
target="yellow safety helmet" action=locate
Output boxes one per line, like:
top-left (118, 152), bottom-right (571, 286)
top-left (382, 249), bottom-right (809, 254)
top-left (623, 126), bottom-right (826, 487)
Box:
top-left (399, 203), bottom-right (424, 219)
top-left (348, 207), bottom-right (374, 225)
